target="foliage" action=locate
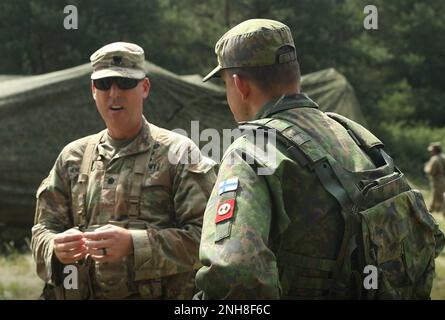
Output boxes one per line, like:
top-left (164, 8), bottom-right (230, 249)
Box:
top-left (374, 122), bottom-right (445, 182)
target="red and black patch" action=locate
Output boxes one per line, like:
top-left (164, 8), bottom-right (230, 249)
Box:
top-left (215, 198), bottom-right (235, 223)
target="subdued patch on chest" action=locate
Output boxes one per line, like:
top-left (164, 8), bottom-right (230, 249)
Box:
top-left (103, 173), bottom-right (119, 189)
top-left (67, 165), bottom-right (79, 180)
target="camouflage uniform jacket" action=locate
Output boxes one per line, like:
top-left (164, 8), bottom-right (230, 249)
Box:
top-left (195, 93), bottom-right (378, 299)
top-left (31, 116), bottom-right (217, 299)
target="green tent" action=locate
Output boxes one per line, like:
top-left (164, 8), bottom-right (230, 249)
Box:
top-left (0, 75), bottom-right (26, 82)
top-left (0, 62), bottom-right (365, 228)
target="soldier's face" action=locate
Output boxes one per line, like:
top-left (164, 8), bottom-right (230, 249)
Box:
top-left (92, 77), bottom-right (150, 139)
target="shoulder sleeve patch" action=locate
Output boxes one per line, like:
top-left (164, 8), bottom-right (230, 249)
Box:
top-left (216, 198), bottom-right (235, 223)
top-left (218, 177), bottom-right (239, 195)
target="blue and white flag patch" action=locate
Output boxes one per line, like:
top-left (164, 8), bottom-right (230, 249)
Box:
top-left (218, 177), bottom-right (239, 195)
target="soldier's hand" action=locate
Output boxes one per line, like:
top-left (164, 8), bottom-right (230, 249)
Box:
top-left (84, 224), bottom-right (133, 263)
top-left (53, 228), bottom-right (87, 264)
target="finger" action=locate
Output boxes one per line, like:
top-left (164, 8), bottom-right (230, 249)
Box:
top-left (89, 254), bottom-right (108, 263)
top-left (56, 244), bottom-right (87, 255)
top-left (84, 229), bottom-right (115, 240)
top-left (85, 238), bottom-right (113, 250)
top-left (87, 247), bottom-right (109, 257)
top-left (56, 246), bottom-right (87, 262)
top-left (89, 247), bottom-right (111, 262)
top-left (72, 251), bottom-right (88, 261)
top-left (54, 233), bottom-right (84, 244)
top-left (65, 228), bottom-right (84, 235)
top-left (54, 239), bottom-right (86, 252)
top-left (94, 224), bottom-right (114, 231)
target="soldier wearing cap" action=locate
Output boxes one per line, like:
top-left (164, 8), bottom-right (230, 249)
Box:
top-left (194, 19), bottom-right (442, 299)
top-left (425, 142), bottom-right (445, 215)
top-left (31, 42), bottom-right (217, 299)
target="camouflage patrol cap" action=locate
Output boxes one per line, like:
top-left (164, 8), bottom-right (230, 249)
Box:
top-left (428, 142), bottom-right (442, 152)
top-left (202, 19), bottom-right (297, 82)
top-left (90, 42), bottom-right (146, 80)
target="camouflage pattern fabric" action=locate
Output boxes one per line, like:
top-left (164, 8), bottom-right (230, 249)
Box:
top-left (424, 154), bottom-right (445, 214)
top-left (203, 19), bottom-right (296, 82)
top-left (195, 94), bottom-right (377, 299)
top-left (195, 93), bottom-right (444, 299)
top-left (359, 188), bottom-right (443, 299)
top-left (31, 116), bottom-right (217, 299)
top-left (90, 42), bottom-right (146, 80)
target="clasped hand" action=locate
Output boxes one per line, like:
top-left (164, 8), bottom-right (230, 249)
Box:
top-left (53, 225), bottom-right (133, 264)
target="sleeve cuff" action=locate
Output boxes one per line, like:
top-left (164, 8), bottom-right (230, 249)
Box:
top-left (130, 229), bottom-right (152, 281)
top-left (45, 240), bottom-right (55, 283)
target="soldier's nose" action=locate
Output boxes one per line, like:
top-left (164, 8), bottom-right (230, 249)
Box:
top-left (109, 82), bottom-right (120, 98)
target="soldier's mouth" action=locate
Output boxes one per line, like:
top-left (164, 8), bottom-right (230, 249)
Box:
top-left (109, 106), bottom-right (124, 111)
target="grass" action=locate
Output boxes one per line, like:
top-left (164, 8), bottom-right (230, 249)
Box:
top-left (0, 252), bottom-right (44, 300)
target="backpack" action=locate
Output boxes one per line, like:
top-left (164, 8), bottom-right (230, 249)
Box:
top-left (241, 112), bottom-right (445, 299)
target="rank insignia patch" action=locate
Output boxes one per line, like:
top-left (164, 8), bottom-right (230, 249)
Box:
top-left (112, 55), bottom-right (123, 65)
top-left (215, 199), bottom-right (235, 223)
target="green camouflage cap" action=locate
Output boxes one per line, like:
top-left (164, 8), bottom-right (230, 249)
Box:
top-left (90, 42), bottom-right (146, 80)
top-left (203, 19), bottom-right (296, 82)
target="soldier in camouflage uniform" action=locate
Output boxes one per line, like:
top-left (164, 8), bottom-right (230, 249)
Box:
top-left (31, 42), bottom-right (217, 299)
top-left (424, 142), bottom-right (445, 215)
top-left (195, 19), bottom-right (444, 299)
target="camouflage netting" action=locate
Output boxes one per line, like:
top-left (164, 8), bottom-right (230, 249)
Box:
top-left (0, 62), bottom-right (365, 228)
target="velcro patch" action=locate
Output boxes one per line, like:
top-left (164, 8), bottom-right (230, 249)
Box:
top-left (215, 199), bottom-right (235, 223)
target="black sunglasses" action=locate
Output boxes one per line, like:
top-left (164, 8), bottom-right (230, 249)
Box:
top-left (93, 77), bottom-right (142, 91)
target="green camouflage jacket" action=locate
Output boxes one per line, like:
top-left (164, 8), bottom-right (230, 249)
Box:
top-left (31, 117), bottom-right (217, 299)
top-left (195, 93), bottom-right (378, 299)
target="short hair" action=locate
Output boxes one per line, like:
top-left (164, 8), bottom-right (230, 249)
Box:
top-left (225, 46), bottom-right (301, 93)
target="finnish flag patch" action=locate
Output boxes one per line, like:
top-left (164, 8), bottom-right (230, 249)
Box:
top-left (218, 177), bottom-right (239, 195)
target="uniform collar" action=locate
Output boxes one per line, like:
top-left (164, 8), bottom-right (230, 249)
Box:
top-left (98, 116), bottom-right (154, 160)
top-left (253, 92), bottom-right (319, 120)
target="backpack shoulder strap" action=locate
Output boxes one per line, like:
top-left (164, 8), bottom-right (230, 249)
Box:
top-left (325, 112), bottom-right (389, 167)
top-left (325, 113), bottom-right (383, 149)
top-left (240, 117), bottom-right (359, 214)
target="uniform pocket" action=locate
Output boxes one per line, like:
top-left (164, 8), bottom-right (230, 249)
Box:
top-left (138, 278), bottom-right (163, 299)
top-left (139, 186), bottom-right (174, 226)
top-left (95, 257), bottom-right (132, 299)
top-left (360, 190), bottom-right (437, 299)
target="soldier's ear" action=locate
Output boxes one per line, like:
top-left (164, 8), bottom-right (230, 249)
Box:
top-left (142, 77), bottom-right (150, 99)
top-left (233, 74), bottom-right (250, 101)
top-left (91, 81), bottom-right (97, 101)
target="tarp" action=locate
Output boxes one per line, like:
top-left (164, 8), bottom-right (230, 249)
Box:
top-left (0, 75), bottom-right (26, 82)
top-left (0, 62), bottom-right (365, 227)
